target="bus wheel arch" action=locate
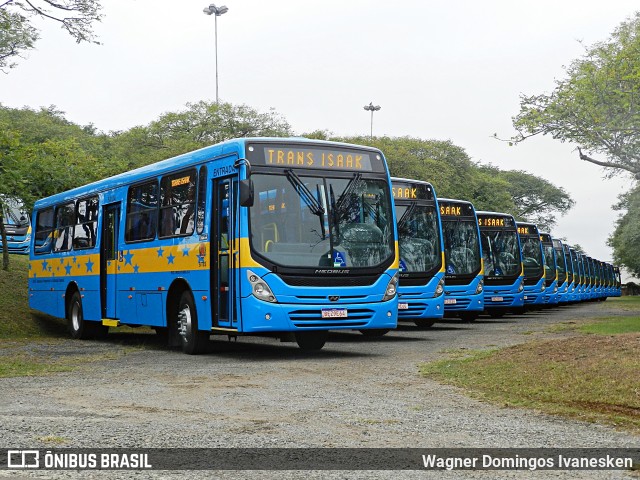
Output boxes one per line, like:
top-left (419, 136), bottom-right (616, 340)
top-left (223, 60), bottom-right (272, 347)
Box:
top-left (166, 279), bottom-right (209, 354)
top-left (65, 284), bottom-right (107, 339)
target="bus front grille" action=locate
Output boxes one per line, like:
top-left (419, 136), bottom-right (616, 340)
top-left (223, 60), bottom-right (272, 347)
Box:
top-left (289, 308), bottom-right (375, 326)
top-left (398, 303), bottom-right (427, 317)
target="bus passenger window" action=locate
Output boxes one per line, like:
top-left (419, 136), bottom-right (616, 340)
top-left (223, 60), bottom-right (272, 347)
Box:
top-left (126, 181), bottom-right (158, 242)
top-left (34, 208), bottom-right (55, 255)
top-left (73, 196), bottom-right (99, 249)
top-left (159, 169), bottom-right (197, 238)
top-left (53, 202), bottom-right (75, 252)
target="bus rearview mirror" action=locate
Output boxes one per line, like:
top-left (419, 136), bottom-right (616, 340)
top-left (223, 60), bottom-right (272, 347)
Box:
top-left (239, 179), bottom-right (254, 207)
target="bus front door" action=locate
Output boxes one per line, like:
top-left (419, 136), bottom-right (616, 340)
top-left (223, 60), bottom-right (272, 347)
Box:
top-left (100, 203), bottom-right (120, 319)
top-left (212, 177), bottom-right (238, 328)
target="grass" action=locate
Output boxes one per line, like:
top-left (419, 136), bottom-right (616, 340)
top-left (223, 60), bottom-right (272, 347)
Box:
top-left (0, 255), bottom-right (68, 339)
top-left (421, 318), bottom-right (640, 432)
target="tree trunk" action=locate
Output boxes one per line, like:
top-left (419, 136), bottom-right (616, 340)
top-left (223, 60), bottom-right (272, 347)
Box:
top-left (0, 211), bottom-right (9, 271)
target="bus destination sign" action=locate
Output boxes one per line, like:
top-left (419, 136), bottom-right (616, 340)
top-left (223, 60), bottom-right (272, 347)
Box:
top-left (516, 224), bottom-right (538, 236)
top-left (391, 182), bottom-right (434, 201)
top-left (439, 201), bottom-right (474, 218)
top-left (247, 144), bottom-right (385, 173)
top-left (478, 216), bottom-right (514, 228)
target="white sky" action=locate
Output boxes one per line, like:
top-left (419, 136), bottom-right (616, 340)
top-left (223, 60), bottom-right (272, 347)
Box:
top-left (1, 0), bottom-right (638, 277)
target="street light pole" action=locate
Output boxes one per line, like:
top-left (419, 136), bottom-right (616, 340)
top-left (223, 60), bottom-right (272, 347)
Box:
top-left (203, 4), bottom-right (229, 104)
top-left (363, 102), bottom-right (381, 140)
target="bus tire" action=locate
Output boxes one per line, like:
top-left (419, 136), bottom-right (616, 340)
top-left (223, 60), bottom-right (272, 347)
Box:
top-left (414, 319), bottom-right (435, 328)
top-left (67, 291), bottom-right (107, 339)
top-left (294, 331), bottom-right (328, 351)
top-left (359, 329), bottom-right (390, 337)
top-left (176, 290), bottom-right (209, 355)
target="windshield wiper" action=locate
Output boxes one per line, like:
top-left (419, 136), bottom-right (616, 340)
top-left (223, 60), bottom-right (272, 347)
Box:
top-left (398, 202), bottom-right (417, 228)
top-left (285, 169), bottom-right (325, 216)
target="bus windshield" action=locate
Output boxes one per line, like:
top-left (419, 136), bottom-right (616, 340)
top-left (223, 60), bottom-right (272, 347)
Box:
top-left (249, 172), bottom-right (394, 269)
top-left (481, 230), bottom-right (520, 278)
top-left (396, 204), bottom-right (440, 274)
top-left (553, 245), bottom-right (567, 283)
top-left (442, 219), bottom-right (481, 276)
top-left (2, 201), bottom-right (29, 227)
top-left (543, 244), bottom-right (557, 281)
top-left (521, 236), bottom-right (544, 279)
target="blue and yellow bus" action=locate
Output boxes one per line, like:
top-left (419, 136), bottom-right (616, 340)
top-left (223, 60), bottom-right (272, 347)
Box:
top-left (552, 238), bottom-right (569, 304)
top-left (439, 198), bottom-right (484, 320)
top-left (516, 222), bottom-right (546, 308)
top-left (392, 178), bottom-right (445, 328)
top-left (476, 211), bottom-right (524, 316)
top-left (539, 233), bottom-right (559, 305)
top-left (29, 138), bottom-right (399, 353)
top-left (0, 198), bottom-right (31, 254)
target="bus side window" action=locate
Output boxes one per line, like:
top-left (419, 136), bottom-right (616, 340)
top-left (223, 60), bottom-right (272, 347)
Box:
top-left (53, 202), bottom-right (75, 252)
top-left (126, 180), bottom-right (158, 242)
top-left (73, 196), bottom-right (99, 249)
top-left (159, 169), bottom-right (196, 238)
top-left (34, 207), bottom-right (55, 255)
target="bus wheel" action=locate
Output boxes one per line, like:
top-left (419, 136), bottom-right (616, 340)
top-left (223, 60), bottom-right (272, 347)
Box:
top-left (294, 331), bottom-right (328, 351)
top-left (176, 291), bottom-right (209, 355)
top-left (414, 319), bottom-right (435, 328)
top-left (359, 329), bottom-right (390, 337)
top-left (67, 291), bottom-right (107, 339)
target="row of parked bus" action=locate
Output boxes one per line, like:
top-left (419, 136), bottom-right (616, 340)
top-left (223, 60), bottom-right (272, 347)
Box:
top-left (23, 138), bottom-right (622, 353)
top-left (392, 177), bottom-right (622, 330)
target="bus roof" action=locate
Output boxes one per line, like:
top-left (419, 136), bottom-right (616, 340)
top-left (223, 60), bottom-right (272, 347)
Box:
top-left (33, 137), bottom-right (385, 210)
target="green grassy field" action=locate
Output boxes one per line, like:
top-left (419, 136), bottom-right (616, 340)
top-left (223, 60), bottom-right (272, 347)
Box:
top-left (0, 255), bottom-right (68, 339)
top-left (421, 312), bottom-right (640, 433)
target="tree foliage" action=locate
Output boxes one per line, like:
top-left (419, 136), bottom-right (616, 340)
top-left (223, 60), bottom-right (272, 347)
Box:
top-left (609, 186), bottom-right (640, 277)
top-left (332, 136), bottom-right (571, 230)
top-left (0, 0), bottom-right (102, 71)
top-left (511, 12), bottom-right (640, 179)
top-left (111, 101), bottom-right (293, 170)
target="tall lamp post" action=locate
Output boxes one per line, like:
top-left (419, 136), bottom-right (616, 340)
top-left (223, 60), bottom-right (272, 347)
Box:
top-left (203, 3), bottom-right (229, 104)
top-left (363, 102), bottom-right (381, 139)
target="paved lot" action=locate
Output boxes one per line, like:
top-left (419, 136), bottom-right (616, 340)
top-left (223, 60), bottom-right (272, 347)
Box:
top-left (0, 301), bottom-right (637, 478)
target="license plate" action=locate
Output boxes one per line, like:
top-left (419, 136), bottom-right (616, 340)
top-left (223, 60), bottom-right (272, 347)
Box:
top-left (444, 298), bottom-right (457, 305)
top-left (321, 308), bottom-right (348, 319)
top-left (399, 303), bottom-right (409, 310)
top-left (524, 295), bottom-right (528, 300)
top-left (491, 296), bottom-right (504, 302)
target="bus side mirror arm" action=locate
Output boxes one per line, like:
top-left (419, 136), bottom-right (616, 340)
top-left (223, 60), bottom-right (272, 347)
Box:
top-left (235, 158), bottom-right (254, 207)
top-left (239, 179), bottom-right (254, 207)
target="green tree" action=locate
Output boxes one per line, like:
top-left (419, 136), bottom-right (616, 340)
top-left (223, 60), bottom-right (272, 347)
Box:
top-left (609, 186), bottom-right (640, 277)
top-left (111, 101), bottom-right (293, 169)
top-left (510, 12), bottom-right (640, 179)
top-left (1, 0), bottom-right (102, 71)
top-left (0, 106), bottom-right (109, 269)
top-left (487, 167), bottom-right (575, 230)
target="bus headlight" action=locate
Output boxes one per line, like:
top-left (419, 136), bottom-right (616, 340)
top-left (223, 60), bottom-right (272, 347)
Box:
top-left (541, 284), bottom-right (546, 292)
top-left (518, 279), bottom-right (525, 293)
top-left (475, 279), bottom-right (484, 295)
top-left (247, 270), bottom-right (277, 303)
top-left (564, 284), bottom-right (568, 293)
top-left (434, 278), bottom-right (445, 298)
top-left (553, 285), bottom-right (558, 294)
top-left (383, 274), bottom-right (399, 301)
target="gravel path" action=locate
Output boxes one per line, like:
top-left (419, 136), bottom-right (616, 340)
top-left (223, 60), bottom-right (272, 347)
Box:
top-left (0, 301), bottom-right (638, 479)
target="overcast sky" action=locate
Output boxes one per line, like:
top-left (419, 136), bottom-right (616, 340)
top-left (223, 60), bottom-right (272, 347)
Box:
top-left (1, 0), bottom-right (638, 276)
